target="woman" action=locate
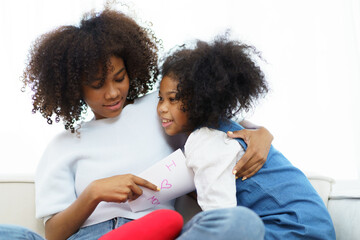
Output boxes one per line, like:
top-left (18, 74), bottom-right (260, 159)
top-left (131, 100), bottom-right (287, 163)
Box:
top-left (8, 7), bottom-right (272, 240)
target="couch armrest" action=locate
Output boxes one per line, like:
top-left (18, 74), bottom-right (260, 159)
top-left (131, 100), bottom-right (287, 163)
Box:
top-left (328, 180), bottom-right (360, 240)
top-left (0, 176), bottom-right (45, 237)
top-left (306, 173), bottom-right (334, 207)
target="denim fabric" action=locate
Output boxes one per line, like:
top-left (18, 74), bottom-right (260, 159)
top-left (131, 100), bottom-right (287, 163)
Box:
top-left (178, 207), bottom-right (265, 240)
top-left (0, 208), bottom-right (264, 240)
top-left (0, 225), bottom-right (43, 240)
top-left (216, 120), bottom-right (336, 240)
top-left (67, 217), bottom-right (132, 240)
top-left (0, 218), bottom-right (132, 240)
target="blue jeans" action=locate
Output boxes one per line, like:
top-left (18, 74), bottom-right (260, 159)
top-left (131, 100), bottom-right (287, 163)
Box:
top-left (0, 207), bottom-right (264, 240)
top-left (0, 225), bottom-right (43, 240)
top-left (178, 207), bottom-right (264, 240)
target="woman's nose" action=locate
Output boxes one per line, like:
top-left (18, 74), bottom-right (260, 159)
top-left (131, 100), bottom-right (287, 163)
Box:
top-left (105, 82), bottom-right (120, 100)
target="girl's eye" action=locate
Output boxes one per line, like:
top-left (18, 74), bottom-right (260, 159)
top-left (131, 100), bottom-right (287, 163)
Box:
top-left (169, 98), bottom-right (176, 102)
top-left (158, 96), bottom-right (163, 101)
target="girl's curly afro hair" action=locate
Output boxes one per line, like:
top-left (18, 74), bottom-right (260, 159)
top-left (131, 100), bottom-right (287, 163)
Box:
top-left (161, 36), bottom-right (269, 129)
top-left (22, 8), bottom-right (160, 132)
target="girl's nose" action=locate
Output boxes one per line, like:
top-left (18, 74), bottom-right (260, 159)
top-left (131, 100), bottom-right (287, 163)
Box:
top-left (158, 103), bottom-right (168, 113)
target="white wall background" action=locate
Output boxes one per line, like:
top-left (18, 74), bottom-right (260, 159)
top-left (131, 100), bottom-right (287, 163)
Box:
top-left (1, 0), bottom-right (359, 180)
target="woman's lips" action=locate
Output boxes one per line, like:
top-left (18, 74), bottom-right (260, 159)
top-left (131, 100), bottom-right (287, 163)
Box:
top-left (104, 100), bottom-right (122, 111)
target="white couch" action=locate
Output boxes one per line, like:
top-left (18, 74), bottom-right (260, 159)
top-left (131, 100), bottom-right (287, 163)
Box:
top-left (1, 174), bottom-right (359, 239)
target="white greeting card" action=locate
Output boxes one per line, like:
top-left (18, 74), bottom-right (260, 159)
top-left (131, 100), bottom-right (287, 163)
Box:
top-left (128, 149), bottom-right (195, 212)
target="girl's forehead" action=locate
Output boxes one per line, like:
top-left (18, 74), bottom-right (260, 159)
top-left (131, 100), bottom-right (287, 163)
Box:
top-left (160, 76), bottom-right (178, 93)
top-left (161, 75), bottom-right (178, 85)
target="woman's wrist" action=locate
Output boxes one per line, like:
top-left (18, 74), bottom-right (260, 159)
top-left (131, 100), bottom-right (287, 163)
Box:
top-left (84, 180), bottom-right (103, 206)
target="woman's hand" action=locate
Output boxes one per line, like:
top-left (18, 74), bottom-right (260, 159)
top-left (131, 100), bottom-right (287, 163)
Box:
top-left (90, 174), bottom-right (159, 203)
top-left (45, 174), bottom-right (158, 240)
top-left (227, 126), bottom-right (273, 180)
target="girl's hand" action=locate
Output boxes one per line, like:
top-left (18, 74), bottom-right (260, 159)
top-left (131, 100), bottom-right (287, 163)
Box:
top-left (89, 174), bottom-right (159, 203)
top-left (227, 127), bottom-right (273, 180)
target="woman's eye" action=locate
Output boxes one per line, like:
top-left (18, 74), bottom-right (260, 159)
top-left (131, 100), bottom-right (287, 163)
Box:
top-left (169, 98), bottom-right (176, 102)
top-left (115, 76), bottom-right (125, 83)
top-left (91, 82), bottom-right (103, 89)
top-left (158, 96), bottom-right (163, 101)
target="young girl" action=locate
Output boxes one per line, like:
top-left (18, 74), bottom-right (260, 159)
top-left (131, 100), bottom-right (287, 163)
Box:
top-left (2, 7), bottom-right (272, 240)
top-left (157, 37), bottom-right (336, 239)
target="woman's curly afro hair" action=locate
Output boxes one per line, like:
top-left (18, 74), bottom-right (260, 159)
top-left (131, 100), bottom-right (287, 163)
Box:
top-left (161, 36), bottom-right (269, 129)
top-left (22, 8), bottom-right (160, 132)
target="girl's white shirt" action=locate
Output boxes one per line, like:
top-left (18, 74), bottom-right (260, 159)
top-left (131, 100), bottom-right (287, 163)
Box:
top-left (35, 92), bottom-right (186, 227)
top-left (184, 127), bottom-right (245, 211)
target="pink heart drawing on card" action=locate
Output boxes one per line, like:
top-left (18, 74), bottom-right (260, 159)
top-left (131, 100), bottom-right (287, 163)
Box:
top-left (160, 179), bottom-right (172, 189)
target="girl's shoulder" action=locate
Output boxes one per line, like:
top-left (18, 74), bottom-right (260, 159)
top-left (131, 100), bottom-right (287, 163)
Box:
top-left (184, 127), bottom-right (244, 165)
top-left (185, 127), bottom-right (239, 152)
top-left (191, 126), bottom-right (233, 139)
